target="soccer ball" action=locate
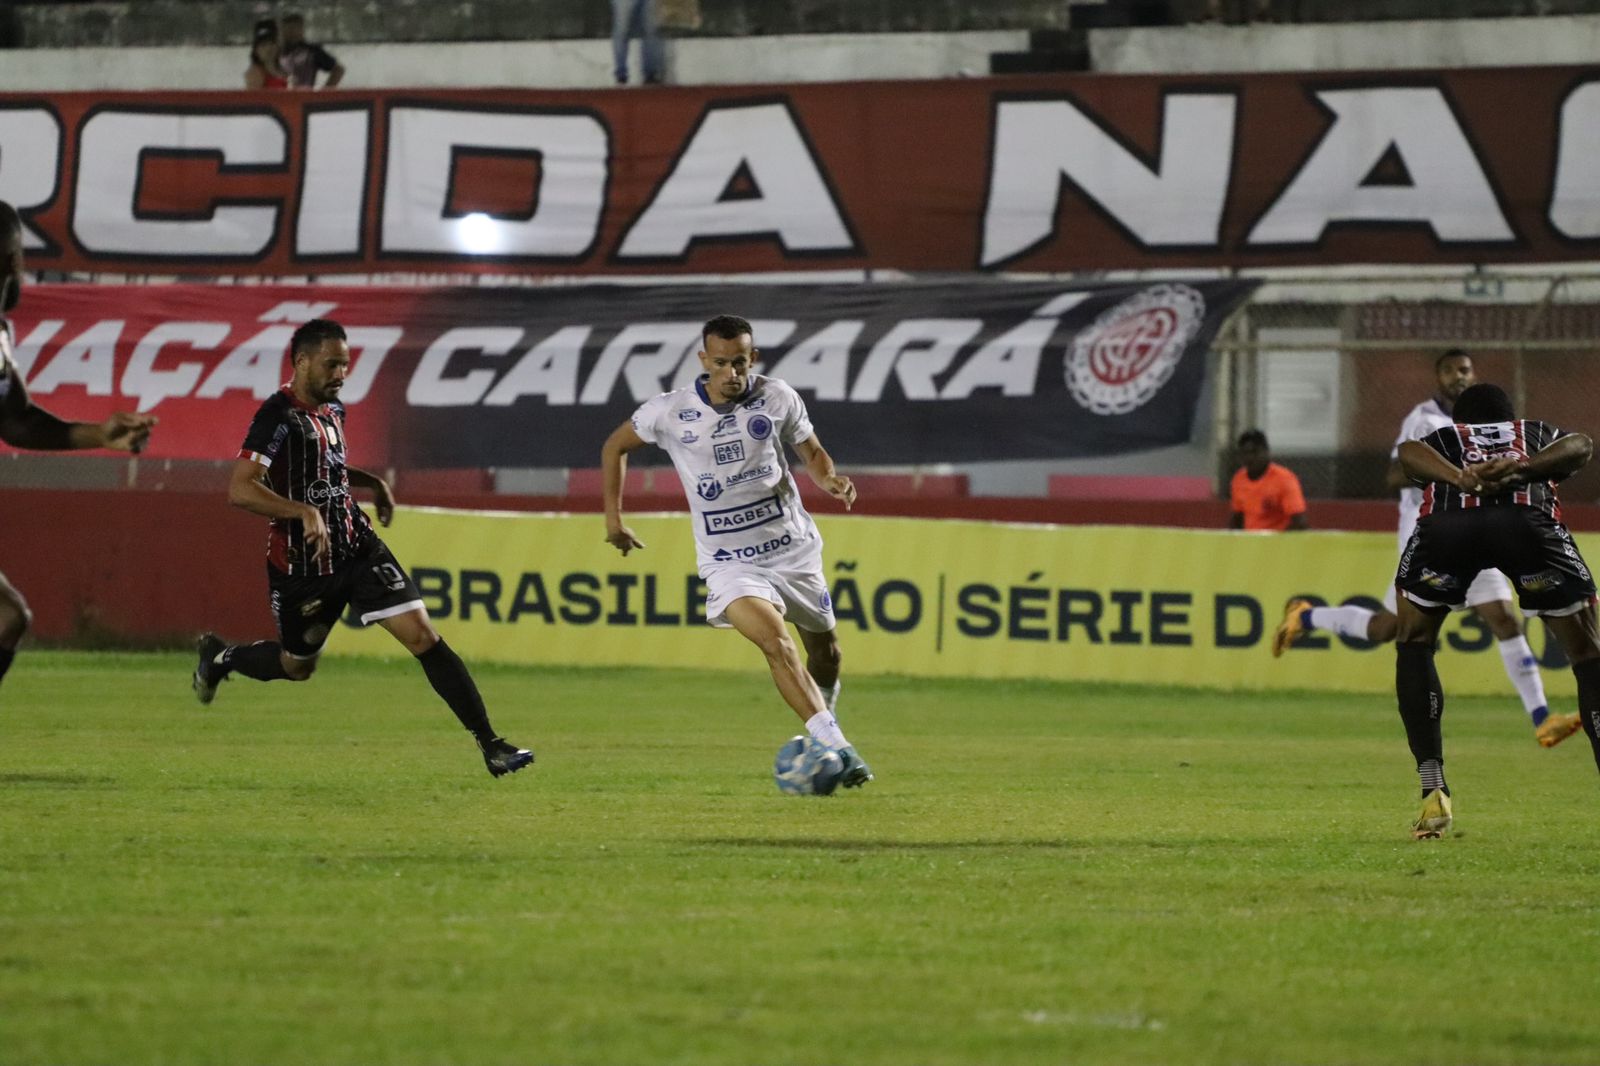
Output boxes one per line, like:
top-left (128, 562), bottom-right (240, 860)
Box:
top-left (773, 735), bottom-right (844, 796)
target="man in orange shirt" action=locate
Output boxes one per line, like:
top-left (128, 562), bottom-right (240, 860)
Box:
top-left (1229, 429), bottom-right (1308, 531)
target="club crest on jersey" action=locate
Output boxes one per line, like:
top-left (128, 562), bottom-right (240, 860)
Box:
top-left (1467, 424), bottom-right (1515, 448)
top-left (711, 414), bottom-right (740, 439)
top-left (680, 430), bottom-right (699, 444)
top-left (677, 409), bottom-right (704, 422)
top-left (748, 414), bottom-right (773, 441)
top-left (714, 441), bottom-right (745, 465)
top-left (696, 475), bottom-right (724, 501)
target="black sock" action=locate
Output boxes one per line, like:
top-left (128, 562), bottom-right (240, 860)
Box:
top-left (1571, 658), bottom-right (1600, 776)
top-left (222, 641), bottom-right (291, 682)
top-left (417, 639), bottom-right (495, 742)
top-left (1396, 641), bottom-right (1447, 797)
top-left (0, 644), bottom-right (14, 686)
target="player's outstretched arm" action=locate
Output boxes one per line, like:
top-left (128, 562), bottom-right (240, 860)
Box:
top-left (601, 419), bottom-right (647, 555)
top-left (794, 434), bottom-right (855, 511)
top-left (226, 457), bottom-right (330, 562)
top-left (346, 465), bottom-right (395, 526)
top-left (0, 370), bottom-right (156, 452)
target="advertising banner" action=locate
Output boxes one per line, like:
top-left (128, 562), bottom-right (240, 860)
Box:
top-left (5, 279), bottom-right (1253, 466)
top-left (3, 67), bottom-right (1598, 276)
top-left (331, 508), bottom-right (1587, 698)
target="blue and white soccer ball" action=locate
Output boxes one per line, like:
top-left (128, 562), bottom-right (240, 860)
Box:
top-left (773, 735), bottom-right (845, 796)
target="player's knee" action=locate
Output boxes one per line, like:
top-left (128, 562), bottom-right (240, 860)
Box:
top-left (1480, 605), bottom-right (1522, 639)
top-left (0, 588), bottom-right (32, 645)
top-left (753, 629), bottom-right (798, 664)
top-left (284, 656), bottom-right (317, 681)
top-left (1369, 613), bottom-right (1397, 644)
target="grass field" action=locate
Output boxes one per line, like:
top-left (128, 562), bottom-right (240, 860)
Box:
top-left (3, 651), bottom-right (1600, 1065)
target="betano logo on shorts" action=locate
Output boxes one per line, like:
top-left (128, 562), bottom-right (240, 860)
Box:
top-left (1065, 284), bottom-right (1205, 416)
top-left (703, 495), bottom-right (784, 536)
top-left (711, 533), bottom-right (793, 561)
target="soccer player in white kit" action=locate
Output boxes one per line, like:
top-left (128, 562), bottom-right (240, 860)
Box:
top-left (600, 314), bottom-right (873, 787)
top-left (1273, 349), bottom-right (1580, 747)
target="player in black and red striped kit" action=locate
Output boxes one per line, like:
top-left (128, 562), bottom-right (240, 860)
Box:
top-left (192, 318), bottom-right (533, 778)
top-left (0, 201), bottom-right (157, 692)
top-left (1394, 383), bottom-right (1600, 838)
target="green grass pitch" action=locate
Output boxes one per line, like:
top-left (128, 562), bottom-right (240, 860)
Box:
top-left (3, 651), bottom-right (1600, 1065)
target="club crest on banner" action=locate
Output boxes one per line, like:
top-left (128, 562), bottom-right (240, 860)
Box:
top-left (1064, 284), bottom-right (1205, 416)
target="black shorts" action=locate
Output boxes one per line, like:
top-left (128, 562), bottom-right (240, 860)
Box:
top-left (1396, 507), bottom-right (1597, 615)
top-left (267, 537), bottom-right (424, 658)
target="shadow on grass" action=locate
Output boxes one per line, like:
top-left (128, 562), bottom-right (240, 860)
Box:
top-left (0, 772), bottom-right (117, 788)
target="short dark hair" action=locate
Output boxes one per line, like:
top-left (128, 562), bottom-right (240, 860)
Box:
top-left (1452, 383), bottom-right (1515, 424)
top-left (290, 318), bottom-right (347, 360)
top-left (0, 200), bottom-right (21, 247)
top-left (1237, 429), bottom-right (1268, 449)
top-left (1435, 347), bottom-right (1470, 372)
top-left (702, 314), bottom-right (753, 348)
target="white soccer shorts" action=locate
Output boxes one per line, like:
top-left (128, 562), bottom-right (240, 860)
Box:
top-left (703, 559), bottom-right (836, 633)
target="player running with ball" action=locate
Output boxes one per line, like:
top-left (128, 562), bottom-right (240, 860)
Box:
top-left (600, 314), bottom-right (872, 788)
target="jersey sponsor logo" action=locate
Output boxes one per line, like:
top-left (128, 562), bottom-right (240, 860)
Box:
top-left (702, 494), bottom-right (784, 536)
top-left (1065, 283), bottom-right (1204, 416)
top-left (710, 414), bottom-right (740, 439)
top-left (680, 430), bottom-right (699, 444)
top-left (306, 478), bottom-right (348, 506)
top-left (695, 474), bottom-right (724, 501)
top-left (711, 533), bottom-right (793, 561)
top-left (745, 396), bottom-right (767, 411)
top-left (725, 463), bottom-right (773, 486)
top-left (748, 414), bottom-right (773, 441)
top-left (714, 440), bottom-right (745, 465)
top-left (1418, 568), bottom-right (1461, 591)
top-left (677, 409), bottom-right (703, 422)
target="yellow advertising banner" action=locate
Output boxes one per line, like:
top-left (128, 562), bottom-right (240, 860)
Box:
top-left (332, 508), bottom-right (1589, 697)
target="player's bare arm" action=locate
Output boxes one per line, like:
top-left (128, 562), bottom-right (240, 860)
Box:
top-left (601, 419), bottom-right (647, 555)
top-left (0, 366), bottom-right (156, 452)
top-left (1514, 433), bottom-right (1593, 485)
top-left (345, 465), bottom-right (395, 527)
top-left (226, 457), bottom-right (329, 561)
top-left (1397, 440), bottom-right (1490, 493)
top-left (1383, 459), bottom-right (1411, 491)
top-left (793, 434), bottom-right (855, 511)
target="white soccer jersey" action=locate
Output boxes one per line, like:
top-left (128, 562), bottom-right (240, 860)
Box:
top-left (630, 374), bottom-right (823, 571)
top-left (1392, 397), bottom-right (1453, 550)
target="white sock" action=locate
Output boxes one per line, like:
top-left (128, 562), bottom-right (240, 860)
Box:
top-left (805, 709), bottom-right (849, 750)
top-left (1497, 636), bottom-right (1549, 720)
top-left (822, 680), bottom-right (840, 715)
top-left (1307, 605), bottom-right (1376, 641)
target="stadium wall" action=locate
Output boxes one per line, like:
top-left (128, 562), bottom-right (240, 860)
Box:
top-left (11, 491), bottom-right (1600, 696)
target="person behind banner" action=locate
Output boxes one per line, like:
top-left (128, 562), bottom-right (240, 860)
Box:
top-left (279, 12), bottom-right (345, 89)
top-left (190, 318), bottom-right (534, 779)
top-left (0, 201), bottom-right (157, 692)
top-left (1228, 429), bottom-right (1307, 531)
top-left (244, 19), bottom-right (289, 90)
top-left (1392, 382), bottom-right (1600, 839)
top-left (1271, 349), bottom-right (1578, 749)
top-left (600, 313), bottom-right (873, 788)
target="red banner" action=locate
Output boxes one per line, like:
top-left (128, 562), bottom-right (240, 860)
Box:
top-left (2, 68), bottom-right (1598, 276)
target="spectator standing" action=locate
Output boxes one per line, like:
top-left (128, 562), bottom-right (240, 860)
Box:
top-left (1229, 429), bottom-right (1308, 531)
top-left (280, 12), bottom-right (345, 89)
top-left (612, 0), bottom-right (664, 85)
top-left (245, 20), bottom-right (289, 90)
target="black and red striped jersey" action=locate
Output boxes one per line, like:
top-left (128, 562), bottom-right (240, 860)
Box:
top-left (239, 385), bottom-right (372, 575)
top-left (1416, 419), bottom-right (1568, 520)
